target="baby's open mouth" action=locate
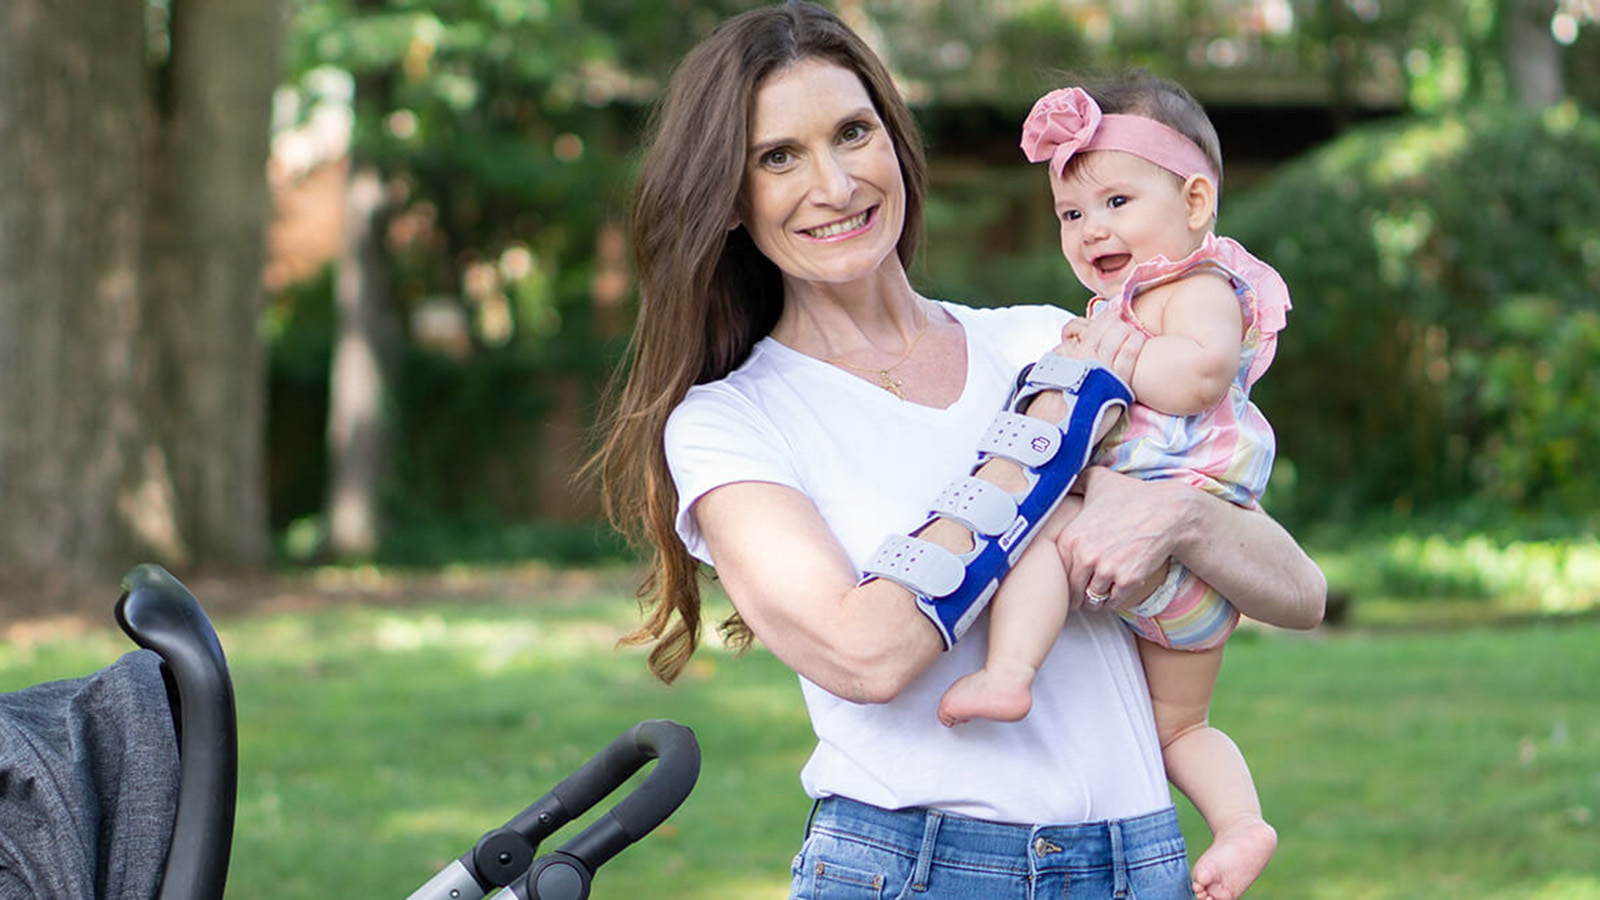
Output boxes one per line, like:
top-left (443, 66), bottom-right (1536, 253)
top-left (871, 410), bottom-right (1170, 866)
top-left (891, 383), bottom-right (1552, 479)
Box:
top-left (1093, 253), bottom-right (1132, 277)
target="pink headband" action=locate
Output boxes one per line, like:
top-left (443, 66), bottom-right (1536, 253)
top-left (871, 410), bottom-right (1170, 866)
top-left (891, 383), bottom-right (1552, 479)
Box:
top-left (1020, 87), bottom-right (1219, 184)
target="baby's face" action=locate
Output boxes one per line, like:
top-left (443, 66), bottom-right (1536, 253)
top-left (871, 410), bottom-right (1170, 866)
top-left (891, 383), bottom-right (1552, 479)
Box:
top-left (1050, 150), bottom-right (1210, 298)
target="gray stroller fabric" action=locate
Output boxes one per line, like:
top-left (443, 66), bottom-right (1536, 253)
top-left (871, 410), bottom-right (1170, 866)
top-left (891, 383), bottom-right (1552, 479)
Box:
top-left (0, 649), bottom-right (179, 899)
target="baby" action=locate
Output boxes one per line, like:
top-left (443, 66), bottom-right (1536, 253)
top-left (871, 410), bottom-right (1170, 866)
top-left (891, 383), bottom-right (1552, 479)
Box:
top-left (938, 74), bottom-right (1292, 900)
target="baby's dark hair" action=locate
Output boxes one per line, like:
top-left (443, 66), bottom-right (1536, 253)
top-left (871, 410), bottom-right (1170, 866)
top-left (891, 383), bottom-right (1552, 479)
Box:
top-left (1077, 70), bottom-right (1224, 191)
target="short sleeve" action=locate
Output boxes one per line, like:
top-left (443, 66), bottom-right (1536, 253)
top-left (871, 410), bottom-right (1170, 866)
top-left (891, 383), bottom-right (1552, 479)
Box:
top-left (664, 385), bottom-right (801, 564)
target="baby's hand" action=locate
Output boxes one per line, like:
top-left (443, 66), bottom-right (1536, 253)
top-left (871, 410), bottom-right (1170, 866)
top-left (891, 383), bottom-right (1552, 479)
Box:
top-left (1056, 318), bottom-right (1093, 357)
top-left (1057, 315), bottom-right (1144, 385)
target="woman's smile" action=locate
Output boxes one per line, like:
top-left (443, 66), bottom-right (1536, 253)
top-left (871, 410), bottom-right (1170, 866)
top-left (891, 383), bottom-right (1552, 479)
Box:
top-left (801, 206), bottom-right (876, 241)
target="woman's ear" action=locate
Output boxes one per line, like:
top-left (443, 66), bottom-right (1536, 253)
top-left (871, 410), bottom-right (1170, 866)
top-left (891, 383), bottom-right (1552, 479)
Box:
top-left (1182, 174), bottom-right (1218, 230)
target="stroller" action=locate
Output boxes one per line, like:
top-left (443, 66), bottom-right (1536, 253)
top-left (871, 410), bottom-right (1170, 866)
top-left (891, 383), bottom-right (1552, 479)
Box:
top-left (0, 564), bottom-right (700, 900)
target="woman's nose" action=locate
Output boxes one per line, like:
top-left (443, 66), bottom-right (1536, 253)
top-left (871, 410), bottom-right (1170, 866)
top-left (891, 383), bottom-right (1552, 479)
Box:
top-left (809, 151), bottom-right (855, 207)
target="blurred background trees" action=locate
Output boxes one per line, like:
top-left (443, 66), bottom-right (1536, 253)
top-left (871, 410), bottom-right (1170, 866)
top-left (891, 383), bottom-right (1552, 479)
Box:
top-left (1, 0), bottom-right (283, 584)
top-left (2, 0), bottom-right (1596, 584)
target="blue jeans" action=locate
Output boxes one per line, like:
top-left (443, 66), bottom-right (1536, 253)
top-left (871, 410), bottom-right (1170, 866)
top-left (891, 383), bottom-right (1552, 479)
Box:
top-left (790, 796), bottom-right (1192, 899)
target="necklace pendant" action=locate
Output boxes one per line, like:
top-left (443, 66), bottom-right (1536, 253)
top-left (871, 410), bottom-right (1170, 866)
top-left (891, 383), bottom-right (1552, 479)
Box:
top-left (879, 370), bottom-right (906, 400)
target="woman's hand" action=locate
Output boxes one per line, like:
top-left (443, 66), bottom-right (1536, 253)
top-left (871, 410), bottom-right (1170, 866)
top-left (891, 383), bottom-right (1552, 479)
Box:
top-left (1056, 467), bottom-right (1194, 610)
top-left (1059, 466), bottom-right (1327, 628)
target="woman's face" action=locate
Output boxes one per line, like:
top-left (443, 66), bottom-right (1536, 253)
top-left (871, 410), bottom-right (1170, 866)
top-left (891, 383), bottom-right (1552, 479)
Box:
top-left (737, 58), bottom-right (905, 290)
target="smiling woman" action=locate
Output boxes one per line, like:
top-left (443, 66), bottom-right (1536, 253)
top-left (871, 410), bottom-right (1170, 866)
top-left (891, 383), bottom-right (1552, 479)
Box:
top-left (587, 3), bottom-right (1325, 898)
top-left (736, 60), bottom-right (907, 297)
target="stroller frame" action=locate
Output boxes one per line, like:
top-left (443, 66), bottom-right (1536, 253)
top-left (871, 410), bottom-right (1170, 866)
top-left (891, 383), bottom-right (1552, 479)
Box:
top-left (109, 563), bottom-right (700, 900)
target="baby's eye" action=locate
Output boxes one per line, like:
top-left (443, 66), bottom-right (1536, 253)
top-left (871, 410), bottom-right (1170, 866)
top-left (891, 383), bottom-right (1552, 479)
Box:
top-left (1060, 209), bottom-right (1082, 222)
top-left (1108, 195), bottom-right (1129, 209)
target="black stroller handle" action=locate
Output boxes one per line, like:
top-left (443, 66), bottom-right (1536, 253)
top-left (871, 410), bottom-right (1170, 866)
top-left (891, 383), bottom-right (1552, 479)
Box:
top-left (530, 718), bottom-right (700, 869)
top-left (115, 563), bottom-right (238, 900)
top-left (409, 719), bottom-right (700, 900)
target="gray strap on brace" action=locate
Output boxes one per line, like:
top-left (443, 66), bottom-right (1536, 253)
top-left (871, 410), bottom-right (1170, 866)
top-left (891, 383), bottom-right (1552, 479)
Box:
top-left (976, 412), bottom-right (1061, 469)
top-left (928, 476), bottom-right (1019, 537)
top-left (860, 533), bottom-right (965, 598)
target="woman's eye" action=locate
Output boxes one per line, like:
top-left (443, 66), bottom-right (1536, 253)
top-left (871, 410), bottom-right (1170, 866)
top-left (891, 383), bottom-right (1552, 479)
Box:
top-left (840, 121), bottom-right (872, 143)
top-left (762, 149), bottom-right (792, 168)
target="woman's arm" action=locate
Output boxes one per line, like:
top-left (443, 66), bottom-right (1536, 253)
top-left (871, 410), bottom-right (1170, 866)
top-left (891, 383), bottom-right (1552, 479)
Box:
top-left (1049, 310), bottom-right (1324, 628)
top-left (1059, 466), bottom-right (1327, 630)
top-left (694, 480), bottom-right (946, 703)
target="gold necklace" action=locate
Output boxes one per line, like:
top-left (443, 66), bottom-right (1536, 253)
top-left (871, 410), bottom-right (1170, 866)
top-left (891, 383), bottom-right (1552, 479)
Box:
top-left (823, 312), bottom-right (929, 400)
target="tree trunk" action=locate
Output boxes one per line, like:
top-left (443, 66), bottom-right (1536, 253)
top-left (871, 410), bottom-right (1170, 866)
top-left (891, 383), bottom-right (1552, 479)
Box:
top-left (0, 0), bottom-right (153, 584)
top-left (1504, 0), bottom-right (1563, 108)
top-left (0, 0), bottom-right (281, 586)
top-left (325, 160), bottom-right (399, 558)
top-left (144, 0), bottom-right (283, 568)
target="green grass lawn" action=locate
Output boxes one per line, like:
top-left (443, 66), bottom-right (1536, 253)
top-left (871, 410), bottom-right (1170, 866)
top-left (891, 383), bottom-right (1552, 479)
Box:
top-left (3, 563), bottom-right (1598, 899)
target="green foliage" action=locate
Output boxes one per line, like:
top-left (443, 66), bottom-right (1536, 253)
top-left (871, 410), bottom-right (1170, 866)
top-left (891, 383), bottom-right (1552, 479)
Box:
top-left (1225, 103), bottom-right (1600, 525)
top-left (268, 1), bottom-right (787, 551)
top-left (1308, 521), bottom-right (1600, 618)
top-left (283, 0), bottom-right (643, 322)
top-left (264, 262), bottom-right (626, 554)
top-left (264, 270), bottom-right (335, 530)
top-left (262, 0), bottom-right (1599, 554)
top-left (916, 163), bottom-right (1084, 309)
top-left (373, 510), bottom-right (633, 567)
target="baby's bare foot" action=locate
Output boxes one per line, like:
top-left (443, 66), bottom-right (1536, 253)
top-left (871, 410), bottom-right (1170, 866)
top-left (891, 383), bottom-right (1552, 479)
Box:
top-left (1191, 816), bottom-right (1277, 900)
top-left (937, 667), bottom-right (1035, 727)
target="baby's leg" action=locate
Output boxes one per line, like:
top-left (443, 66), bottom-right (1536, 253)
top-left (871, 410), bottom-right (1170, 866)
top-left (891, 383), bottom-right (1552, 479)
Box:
top-left (1141, 641), bottom-right (1277, 900)
top-left (927, 358), bottom-right (1126, 726)
top-left (937, 497), bottom-right (1081, 726)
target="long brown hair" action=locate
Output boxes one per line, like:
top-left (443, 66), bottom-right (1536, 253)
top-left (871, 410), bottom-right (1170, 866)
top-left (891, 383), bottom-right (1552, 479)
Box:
top-left (590, 0), bottom-right (928, 683)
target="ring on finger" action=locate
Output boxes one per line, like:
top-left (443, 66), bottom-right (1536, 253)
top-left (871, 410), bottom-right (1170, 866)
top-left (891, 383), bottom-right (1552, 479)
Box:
top-left (1085, 587), bottom-right (1110, 610)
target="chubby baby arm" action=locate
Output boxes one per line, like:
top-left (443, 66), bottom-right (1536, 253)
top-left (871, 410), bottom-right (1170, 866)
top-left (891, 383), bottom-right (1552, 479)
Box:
top-left (1071, 273), bottom-right (1243, 417)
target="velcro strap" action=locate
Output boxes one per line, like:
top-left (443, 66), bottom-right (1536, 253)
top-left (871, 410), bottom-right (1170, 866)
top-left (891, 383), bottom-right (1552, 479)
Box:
top-left (1025, 353), bottom-right (1093, 392)
top-left (928, 476), bottom-right (1019, 537)
top-left (861, 533), bottom-right (965, 599)
top-left (976, 411), bottom-right (1061, 469)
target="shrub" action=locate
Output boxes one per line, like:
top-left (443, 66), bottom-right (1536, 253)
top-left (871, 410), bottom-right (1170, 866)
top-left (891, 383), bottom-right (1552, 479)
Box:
top-left (1224, 103), bottom-right (1600, 526)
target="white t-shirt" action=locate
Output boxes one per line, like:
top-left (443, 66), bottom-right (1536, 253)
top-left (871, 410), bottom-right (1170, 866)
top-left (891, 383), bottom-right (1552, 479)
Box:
top-left (665, 300), bottom-right (1170, 825)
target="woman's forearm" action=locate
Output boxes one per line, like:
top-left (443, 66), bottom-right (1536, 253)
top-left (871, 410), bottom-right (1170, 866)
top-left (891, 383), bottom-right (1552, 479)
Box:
top-left (1168, 484), bottom-right (1327, 630)
top-left (697, 481), bottom-right (947, 702)
top-left (1062, 466), bottom-right (1326, 630)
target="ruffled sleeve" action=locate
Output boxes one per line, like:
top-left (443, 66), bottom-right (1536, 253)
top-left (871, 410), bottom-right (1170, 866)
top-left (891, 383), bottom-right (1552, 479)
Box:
top-left (1105, 233), bottom-right (1292, 386)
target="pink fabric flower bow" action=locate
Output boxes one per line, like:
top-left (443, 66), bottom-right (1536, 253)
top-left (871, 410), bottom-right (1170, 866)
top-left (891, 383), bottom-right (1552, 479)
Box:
top-left (1020, 88), bottom-right (1103, 176)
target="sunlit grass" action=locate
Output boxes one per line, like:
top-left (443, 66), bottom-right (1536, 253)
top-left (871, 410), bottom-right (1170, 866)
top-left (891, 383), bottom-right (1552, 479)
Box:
top-left (1308, 530), bottom-right (1600, 625)
top-left (1191, 623), bottom-right (1600, 899)
top-left (215, 578), bottom-right (811, 899)
top-left (3, 557), bottom-right (1598, 899)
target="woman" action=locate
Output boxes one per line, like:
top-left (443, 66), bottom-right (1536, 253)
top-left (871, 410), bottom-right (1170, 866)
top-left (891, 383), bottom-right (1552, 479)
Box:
top-left (591, 3), bottom-right (1325, 896)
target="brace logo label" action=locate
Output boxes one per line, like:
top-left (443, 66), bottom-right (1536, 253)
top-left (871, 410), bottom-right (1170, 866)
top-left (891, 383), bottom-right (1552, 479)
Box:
top-left (998, 516), bottom-right (1028, 551)
top-left (1031, 436), bottom-right (1053, 455)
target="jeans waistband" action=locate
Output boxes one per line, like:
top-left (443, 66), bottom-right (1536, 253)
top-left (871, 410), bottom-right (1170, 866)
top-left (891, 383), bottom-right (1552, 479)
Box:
top-left (808, 796), bottom-right (1186, 874)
